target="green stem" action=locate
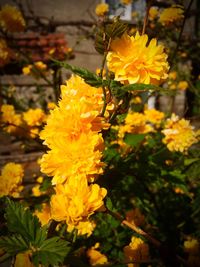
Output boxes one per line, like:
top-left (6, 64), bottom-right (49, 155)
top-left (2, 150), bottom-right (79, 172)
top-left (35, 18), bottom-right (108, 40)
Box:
top-left (100, 38), bottom-right (112, 117)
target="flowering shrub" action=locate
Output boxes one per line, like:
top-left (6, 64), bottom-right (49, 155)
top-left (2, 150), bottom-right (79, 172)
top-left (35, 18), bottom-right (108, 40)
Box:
top-left (0, 1), bottom-right (200, 267)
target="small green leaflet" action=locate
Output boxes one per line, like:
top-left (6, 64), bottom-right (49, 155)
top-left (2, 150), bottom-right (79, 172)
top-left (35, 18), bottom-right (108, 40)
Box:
top-left (32, 237), bottom-right (70, 267)
top-left (0, 235), bottom-right (28, 256)
top-left (124, 133), bottom-right (146, 147)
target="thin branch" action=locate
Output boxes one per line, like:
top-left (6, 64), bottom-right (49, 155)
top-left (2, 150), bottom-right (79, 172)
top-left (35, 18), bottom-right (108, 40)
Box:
top-left (170, 0), bottom-right (195, 65)
top-left (142, 0), bottom-right (153, 35)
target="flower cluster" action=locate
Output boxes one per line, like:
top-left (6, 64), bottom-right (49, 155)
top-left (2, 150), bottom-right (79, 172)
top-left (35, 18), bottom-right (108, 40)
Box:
top-left (0, 162), bottom-right (24, 198)
top-left (107, 32), bottom-right (169, 85)
top-left (162, 114), bottom-right (199, 153)
top-left (1, 104), bottom-right (46, 138)
top-left (23, 108), bottom-right (46, 127)
top-left (123, 236), bottom-right (149, 267)
top-left (114, 109), bottom-right (165, 151)
top-left (0, 4), bottom-right (26, 32)
top-left (40, 75), bottom-right (107, 235)
top-left (22, 61), bottom-right (49, 79)
top-left (167, 70), bottom-right (189, 91)
top-left (1, 104), bottom-right (22, 134)
top-left (159, 5), bottom-right (184, 26)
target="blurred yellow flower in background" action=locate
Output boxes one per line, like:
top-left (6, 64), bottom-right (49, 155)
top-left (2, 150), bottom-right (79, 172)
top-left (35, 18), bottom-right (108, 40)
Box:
top-left (107, 32), bottom-right (169, 85)
top-left (124, 236), bottom-right (149, 267)
top-left (159, 5), bottom-right (184, 26)
top-left (0, 162), bottom-right (24, 197)
top-left (95, 3), bottom-right (109, 16)
top-left (1, 104), bottom-right (22, 133)
top-left (177, 81), bottom-right (188, 90)
top-left (121, 0), bottom-right (132, 5)
top-left (162, 114), bottom-right (198, 153)
top-left (0, 4), bottom-right (26, 32)
top-left (23, 108), bottom-right (46, 127)
top-left (168, 71), bottom-right (177, 80)
top-left (87, 243), bottom-right (108, 266)
top-left (144, 108), bottom-right (165, 126)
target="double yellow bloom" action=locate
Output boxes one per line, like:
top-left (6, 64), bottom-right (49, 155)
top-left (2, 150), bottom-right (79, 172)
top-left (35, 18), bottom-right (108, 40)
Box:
top-left (40, 75), bottom-right (107, 233)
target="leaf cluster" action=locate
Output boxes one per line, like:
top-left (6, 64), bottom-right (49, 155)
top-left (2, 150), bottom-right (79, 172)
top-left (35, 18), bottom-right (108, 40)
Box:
top-left (0, 199), bottom-right (70, 266)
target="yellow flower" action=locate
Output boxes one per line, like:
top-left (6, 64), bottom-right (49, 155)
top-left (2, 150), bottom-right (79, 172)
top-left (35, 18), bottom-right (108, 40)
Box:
top-left (36, 176), bottom-right (44, 184)
top-left (67, 220), bottom-right (96, 237)
top-left (168, 71), bottom-right (177, 80)
top-left (124, 236), bottom-right (149, 267)
top-left (126, 208), bottom-right (145, 227)
top-left (149, 7), bottom-right (158, 20)
top-left (87, 243), bottom-right (108, 266)
top-left (159, 5), bottom-right (184, 26)
top-left (50, 175), bottom-right (107, 226)
top-left (0, 4), bottom-right (26, 32)
top-left (121, 0), bottom-right (132, 5)
top-left (184, 238), bottom-right (199, 255)
top-left (0, 39), bottom-right (12, 67)
top-left (40, 131), bottom-right (104, 185)
top-left (40, 75), bottom-right (107, 184)
top-left (162, 114), bottom-right (198, 153)
top-left (95, 3), bottom-right (109, 16)
top-left (0, 162), bottom-right (24, 197)
top-left (177, 81), bottom-right (188, 90)
top-left (14, 251), bottom-right (34, 267)
top-left (169, 83), bottom-right (176, 90)
top-left (23, 108), bottom-right (46, 127)
top-left (107, 32), bottom-right (169, 85)
top-left (144, 109), bottom-right (165, 126)
top-left (34, 203), bottom-right (51, 226)
top-left (22, 65), bottom-right (32, 75)
top-left (34, 61), bottom-right (47, 70)
top-left (32, 184), bottom-right (42, 197)
top-left (1, 104), bottom-right (22, 133)
top-left (121, 112), bottom-right (153, 136)
top-left (131, 96), bottom-right (142, 104)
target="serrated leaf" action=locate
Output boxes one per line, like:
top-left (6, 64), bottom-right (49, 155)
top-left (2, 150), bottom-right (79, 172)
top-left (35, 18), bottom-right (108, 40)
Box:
top-left (52, 60), bottom-right (103, 87)
top-left (124, 133), bottom-right (146, 147)
top-left (5, 199), bottom-right (41, 244)
top-left (0, 235), bottom-right (28, 256)
top-left (5, 199), bottom-right (47, 247)
top-left (95, 19), bottom-right (127, 54)
top-left (32, 237), bottom-right (70, 267)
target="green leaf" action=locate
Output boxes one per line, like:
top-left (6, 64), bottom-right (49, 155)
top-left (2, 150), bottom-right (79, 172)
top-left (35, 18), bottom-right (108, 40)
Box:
top-left (5, 199), bottom-right (47, 247)
top-left (52, 60), bottom-right (103, 87)
top-left (0, 235), bottom-right (28, 256)
top-left (95, 19), bottom-right (127, 54)
top-left (184, 158), bottom-right (200, 166)
top-left (124, 133), bottom-right (146, 147)
top-left (121, 83), bottom-right (162, 92)
top-left (32, 237), bottom-right (70, 267)
top-left (106, 197), bottom-right (113, 211)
